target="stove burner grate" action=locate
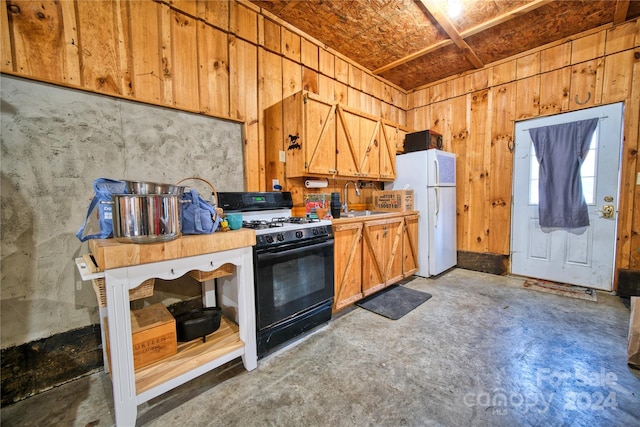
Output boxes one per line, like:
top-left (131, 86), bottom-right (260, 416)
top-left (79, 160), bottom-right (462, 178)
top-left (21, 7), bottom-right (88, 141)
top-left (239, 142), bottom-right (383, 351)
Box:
top-left (242, 216), bottom-right (321, 230)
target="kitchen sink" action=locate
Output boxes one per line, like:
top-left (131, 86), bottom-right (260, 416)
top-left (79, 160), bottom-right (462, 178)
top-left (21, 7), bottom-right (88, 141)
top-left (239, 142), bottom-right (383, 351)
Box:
top-left (343, 210), bottom-right (388, 218)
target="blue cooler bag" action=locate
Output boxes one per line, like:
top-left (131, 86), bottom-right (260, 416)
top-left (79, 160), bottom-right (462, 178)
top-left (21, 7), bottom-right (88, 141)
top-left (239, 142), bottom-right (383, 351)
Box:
top-left (181, 189), bottom-right (220, 234)
top-left (76, 178), bottom-right (128, 241)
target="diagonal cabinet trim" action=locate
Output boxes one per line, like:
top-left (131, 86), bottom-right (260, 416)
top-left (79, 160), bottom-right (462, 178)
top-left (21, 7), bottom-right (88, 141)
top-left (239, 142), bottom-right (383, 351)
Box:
top-left (335, 223), bottom-right (363, 302)
top-left (359, 120), bottom-right (381, 174)
top-left (306, 101), bottom-right (336, 173)
top-left (362, 221), bottom-right (386, 285)
top-left (335, 106), bottom-right (361, 174)
top-left (385, 217), bottom-right (404, 283)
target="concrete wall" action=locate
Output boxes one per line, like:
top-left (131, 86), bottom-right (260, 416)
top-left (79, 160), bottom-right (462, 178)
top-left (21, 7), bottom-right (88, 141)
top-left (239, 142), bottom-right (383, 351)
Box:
top-left (0, 75), bottom-right (245, 348)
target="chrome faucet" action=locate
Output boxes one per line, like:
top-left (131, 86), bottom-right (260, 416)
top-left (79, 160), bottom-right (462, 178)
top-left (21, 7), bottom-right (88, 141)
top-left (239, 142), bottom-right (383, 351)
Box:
top-left (343, 181), bottom-right (361, 213)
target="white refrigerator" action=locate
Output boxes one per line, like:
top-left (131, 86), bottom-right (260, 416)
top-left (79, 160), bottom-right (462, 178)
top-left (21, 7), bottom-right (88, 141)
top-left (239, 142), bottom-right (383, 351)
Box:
top-left (386, 149), bottom-right (457, 277)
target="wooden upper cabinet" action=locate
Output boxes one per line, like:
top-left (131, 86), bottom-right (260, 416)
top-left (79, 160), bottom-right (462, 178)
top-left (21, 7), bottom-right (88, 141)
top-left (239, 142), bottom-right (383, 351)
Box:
top-left (276, 91), bottom-right (400, 180)
top-left (336, 105), bottom-right (380, 179)
top-left (335, 106), bottom-right (360, 177)
top-left (379, 122), bottom-right (399, 180)
top-left (282, 91), bottom-right (337, 177)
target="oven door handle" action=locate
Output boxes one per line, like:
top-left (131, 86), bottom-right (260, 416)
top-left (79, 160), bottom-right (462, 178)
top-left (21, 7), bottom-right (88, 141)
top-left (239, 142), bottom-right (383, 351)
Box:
top-left (257, 237), bottom-right (334, 257)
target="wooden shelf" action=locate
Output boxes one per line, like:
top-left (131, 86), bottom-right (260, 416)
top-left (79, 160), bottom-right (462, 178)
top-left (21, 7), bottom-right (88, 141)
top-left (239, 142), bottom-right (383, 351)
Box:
top-left (134, 316), bottom-right (242, 394)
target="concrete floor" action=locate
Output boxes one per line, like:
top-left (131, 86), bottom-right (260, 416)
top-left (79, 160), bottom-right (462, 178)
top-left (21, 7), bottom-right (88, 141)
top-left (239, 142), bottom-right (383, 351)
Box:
top-left (2, 268), bottom-right (639, 426)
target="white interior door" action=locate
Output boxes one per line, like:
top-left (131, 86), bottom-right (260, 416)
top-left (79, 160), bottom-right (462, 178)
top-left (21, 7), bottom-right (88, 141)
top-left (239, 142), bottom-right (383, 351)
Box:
top-left (511, 103), bottom-right (624, 291)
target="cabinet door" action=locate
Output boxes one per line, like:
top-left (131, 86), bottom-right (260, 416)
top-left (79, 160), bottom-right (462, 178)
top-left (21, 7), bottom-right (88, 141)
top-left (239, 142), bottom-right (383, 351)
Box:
top-left (402, 214), bottom-right (419, 276)
top-left (336, 105), bottom-right (380, 178)
top-left (333, 222), bottom-right (363, 311)
top-left (362, 219), bottom-right (386, 296)
top-left (358, 114), bottom-right (379, 179)
top-left (336, 106), bottom-right (361, 177)
top-left (379, 122), bottom-right (397, 180)
top-left (362, 217), bottom-right (404, 296)
top-left (304, 94), bottom-right (337, 175)
top-left (385, 217), bottom-right (404, 285)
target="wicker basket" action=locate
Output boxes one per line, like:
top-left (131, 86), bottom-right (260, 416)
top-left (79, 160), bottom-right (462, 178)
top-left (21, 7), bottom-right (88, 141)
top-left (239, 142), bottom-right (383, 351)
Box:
top-left (92, 278), bottom-right (155, 308)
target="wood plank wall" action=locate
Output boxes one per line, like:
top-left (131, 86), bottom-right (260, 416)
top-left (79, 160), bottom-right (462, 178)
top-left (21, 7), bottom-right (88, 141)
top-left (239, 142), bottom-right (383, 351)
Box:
top-left (407, 20), bottom-right (640, 280)
top-left (0, 0), bottom-right (406, 194)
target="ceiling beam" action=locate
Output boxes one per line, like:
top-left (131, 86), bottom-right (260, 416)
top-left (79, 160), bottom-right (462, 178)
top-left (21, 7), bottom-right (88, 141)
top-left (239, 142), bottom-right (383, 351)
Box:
top-left (374, 0), bottom-right (552, 75)
top-left (418, 0), bottom-right (484, 68)
top-left (614, 0), bottom-right (630, 24)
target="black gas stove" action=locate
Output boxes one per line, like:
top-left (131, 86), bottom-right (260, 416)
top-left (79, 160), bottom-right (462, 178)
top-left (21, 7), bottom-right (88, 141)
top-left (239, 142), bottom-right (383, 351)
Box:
top-left (218, 192), bottom-right (333, 249)
top-left (216, 191), bottom-right (334, 359)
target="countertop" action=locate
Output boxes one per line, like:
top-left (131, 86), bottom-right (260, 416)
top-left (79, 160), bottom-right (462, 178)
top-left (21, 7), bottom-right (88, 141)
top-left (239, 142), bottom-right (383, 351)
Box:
top-left (88, 229), bottom-right (256, 270)
top-left (331, 210), bottom-right (419, 225)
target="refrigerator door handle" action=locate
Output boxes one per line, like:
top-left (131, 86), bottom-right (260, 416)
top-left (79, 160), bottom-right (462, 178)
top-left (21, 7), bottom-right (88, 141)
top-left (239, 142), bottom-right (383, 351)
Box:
top-left (434, 187), bottom-right (440, 227)
top-left (434, 157), bottom-right (440, 186)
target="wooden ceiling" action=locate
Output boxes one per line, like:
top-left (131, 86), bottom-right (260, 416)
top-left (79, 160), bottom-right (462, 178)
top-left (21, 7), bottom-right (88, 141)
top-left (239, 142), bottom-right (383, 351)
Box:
top-left (250, 0), bottom-right (640, 91)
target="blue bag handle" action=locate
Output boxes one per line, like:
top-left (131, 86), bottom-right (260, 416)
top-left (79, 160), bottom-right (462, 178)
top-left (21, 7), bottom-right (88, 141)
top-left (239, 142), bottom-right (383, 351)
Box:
top-left (76, 178), bottom-right (127, 242)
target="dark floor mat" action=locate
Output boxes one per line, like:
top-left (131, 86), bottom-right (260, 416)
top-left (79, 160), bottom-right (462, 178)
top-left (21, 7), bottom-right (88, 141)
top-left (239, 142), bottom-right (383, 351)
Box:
top-left (355, 284), bottom-right (432, 320)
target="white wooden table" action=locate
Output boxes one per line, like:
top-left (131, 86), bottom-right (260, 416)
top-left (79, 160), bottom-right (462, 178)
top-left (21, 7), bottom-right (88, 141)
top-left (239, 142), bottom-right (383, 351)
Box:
top-left (77, 230), bottom-right (257, 426)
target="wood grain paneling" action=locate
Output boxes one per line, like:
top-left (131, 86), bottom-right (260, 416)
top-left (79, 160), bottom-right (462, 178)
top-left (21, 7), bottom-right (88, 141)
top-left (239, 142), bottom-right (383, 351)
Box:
top-left (540, 42), bottom-right (571, 73)
top-left (229, 35), bottom-right (259, 189)
top-left (6, 1), bottom-right (80, 84)
top-left (515, 51), bottom-right (540, 80)
top-left (571, 31), bottom-right (605, 65)
top-left (488, 83), bottom-right (516, 255)
top-left (335, 56), bottom-right (349, 84)
top-left (281, 27), bottom-right (300, 62)
top-left (282, 56), bottom-right (301, 98)
top-left (606, 20), bottom-right (637, 55)
top-left (1, 0), bottom-right (12, 73)
top-left (467, 90), bottom-right (490, 252)
top-left (492, 60), bottom-right (516, 86)
top-left (171, 10), bottom-right (199, 111)
top-left (602, 49), bottom-right (635, 103)
top-left (448, 96), bottom-right (466, 249)
top-left (262, 18), bottom-right (281, 52)
top-left (77, 1), bottom-right (124, 95)
top-left (569, 58), bottom-right (604, 110)
top-left (319, 49), bottom-right (334, 78)
top-left (197, 0), bottom-right (229, 30)
top-left (515, 75), bottom-right (540, 119)
top-left (301, 38), bottom-right (318, 71)
top-left (129, 1), bottom-right (162, 103)
top-left (231, 1), bottom-right (257, 44)
top-left (198, 22), bottom-right (230, 117)
top-left (539, 67), bottom-right (570, 115)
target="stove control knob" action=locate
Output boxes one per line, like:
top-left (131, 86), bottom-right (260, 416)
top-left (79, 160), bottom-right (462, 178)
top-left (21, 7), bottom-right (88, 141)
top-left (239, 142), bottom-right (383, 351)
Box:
top-left (312, 228), bottom-right (319, 235)
top-left (296, 230), bottom-right (304, 239)
top-left (277, 234), bottom-right (285, 242)
top-left (266, 235), bottom-right (274, 244)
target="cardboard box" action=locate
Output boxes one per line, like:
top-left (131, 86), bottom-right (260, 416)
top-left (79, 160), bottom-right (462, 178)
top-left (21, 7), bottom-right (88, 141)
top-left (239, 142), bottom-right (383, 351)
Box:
top-left (106, 303), bottom-right (177, 371)
top-left (373, 190), bottom-right (414, 212)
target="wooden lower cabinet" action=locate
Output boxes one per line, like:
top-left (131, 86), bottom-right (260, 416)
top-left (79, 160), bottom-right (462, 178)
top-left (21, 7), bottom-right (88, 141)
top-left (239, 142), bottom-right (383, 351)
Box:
top-left (362, 217), bottom-right (404, 296)
top-left (333, 222), bottom-right (364, 311)
top-left (402, 214), bottom-right (419, 276)
top-left (333, 212), bottom-right (418, 311)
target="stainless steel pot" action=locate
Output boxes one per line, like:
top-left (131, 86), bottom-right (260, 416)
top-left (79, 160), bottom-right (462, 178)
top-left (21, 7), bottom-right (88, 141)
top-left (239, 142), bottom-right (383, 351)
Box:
top-left (108, 194), bottom-right (183, 244)
top-left (125, 180), bottom-right (186, 195)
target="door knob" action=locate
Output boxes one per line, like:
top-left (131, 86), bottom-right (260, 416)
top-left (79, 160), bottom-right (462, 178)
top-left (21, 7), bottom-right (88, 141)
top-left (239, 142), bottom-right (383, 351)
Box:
top-left (597, 204), bottom-right (615, 219)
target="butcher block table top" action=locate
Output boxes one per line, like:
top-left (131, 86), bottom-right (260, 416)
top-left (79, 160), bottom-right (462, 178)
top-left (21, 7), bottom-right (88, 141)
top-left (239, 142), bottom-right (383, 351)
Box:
top-left (88, 229), bottom-right (256, 270)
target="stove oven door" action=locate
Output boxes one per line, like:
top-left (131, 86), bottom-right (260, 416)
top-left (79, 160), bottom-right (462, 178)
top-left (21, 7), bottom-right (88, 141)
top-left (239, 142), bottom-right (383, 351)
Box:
top-left (254, 236), bottom-right (334, 332)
